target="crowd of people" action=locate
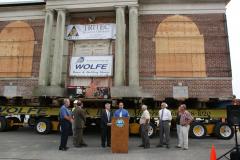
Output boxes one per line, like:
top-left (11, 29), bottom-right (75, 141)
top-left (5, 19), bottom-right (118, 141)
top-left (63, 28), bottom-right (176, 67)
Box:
top-left (58, 98), bottom-right (193, 151)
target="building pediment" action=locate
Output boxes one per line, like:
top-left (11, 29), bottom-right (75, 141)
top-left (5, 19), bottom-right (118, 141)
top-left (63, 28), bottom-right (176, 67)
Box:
top-left (46, 0), bottom-right (138, 11)
top-left (139, 0), bottom-right (230, 4)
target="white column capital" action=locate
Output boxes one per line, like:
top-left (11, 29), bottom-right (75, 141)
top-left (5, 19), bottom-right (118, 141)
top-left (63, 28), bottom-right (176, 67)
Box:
top-left (55, 8), bottom-right (68, 15)
top-left (115, 5), bottom-right (126, 10)
top-left (128, 4), bottom-right (139, 9)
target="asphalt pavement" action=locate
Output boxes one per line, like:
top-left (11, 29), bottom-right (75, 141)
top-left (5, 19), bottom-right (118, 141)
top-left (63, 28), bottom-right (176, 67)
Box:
top-left (0, 127), bottom-right (238, 160)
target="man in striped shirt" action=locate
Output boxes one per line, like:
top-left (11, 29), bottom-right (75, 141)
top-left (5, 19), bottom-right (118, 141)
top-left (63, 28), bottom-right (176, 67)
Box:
top-left (178, 104), bottom-right (193, 150)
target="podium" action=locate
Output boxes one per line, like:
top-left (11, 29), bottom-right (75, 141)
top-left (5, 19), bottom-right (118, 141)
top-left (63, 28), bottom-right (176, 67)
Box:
top-left (111, 117), bottom-right (129, 153)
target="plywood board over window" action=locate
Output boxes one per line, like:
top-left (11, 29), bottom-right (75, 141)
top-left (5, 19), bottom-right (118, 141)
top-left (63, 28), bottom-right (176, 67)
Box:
top-left (155, 15), bottom-right (206, 78)
top-left (0, 21), bottom-right (35, 77)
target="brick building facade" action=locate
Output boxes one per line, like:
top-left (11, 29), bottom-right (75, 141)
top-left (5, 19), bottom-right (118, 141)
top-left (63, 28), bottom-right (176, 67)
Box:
top-left (0, 0), bottom-right (232, 101)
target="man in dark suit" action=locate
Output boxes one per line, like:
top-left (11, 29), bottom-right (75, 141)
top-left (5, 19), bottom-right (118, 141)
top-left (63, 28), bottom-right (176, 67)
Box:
top-left (100, 103), bottom-right (112, 147)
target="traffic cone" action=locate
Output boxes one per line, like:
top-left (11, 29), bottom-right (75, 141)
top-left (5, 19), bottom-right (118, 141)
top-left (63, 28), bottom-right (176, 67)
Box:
top-left (210, 145), bottom-right (217, 160)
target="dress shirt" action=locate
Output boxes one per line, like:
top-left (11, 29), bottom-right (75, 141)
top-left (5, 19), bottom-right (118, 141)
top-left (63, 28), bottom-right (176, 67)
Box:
top-left (59, 105), bottom-right (71, 120)
top-left (180, 110), bottom-right (193, 126)
top-left (114, 109), bottom-right (129, 118)
top-left (140, 110), bottom-right (150, 124)
top-left (106, 109), bottom-right (110, 122)
top-left (159, 108), bottom-right (172, 121)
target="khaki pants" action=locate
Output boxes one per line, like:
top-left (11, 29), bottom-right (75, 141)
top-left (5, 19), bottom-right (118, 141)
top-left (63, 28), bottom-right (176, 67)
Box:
top-left (179, 125), bottom-right (190, 149)
top-left (73, 128), bottom-right (84, 146)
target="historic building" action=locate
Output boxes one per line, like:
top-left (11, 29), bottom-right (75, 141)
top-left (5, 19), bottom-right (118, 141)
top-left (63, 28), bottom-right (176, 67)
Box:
top-left (0, 0), bottom-right (232, 101)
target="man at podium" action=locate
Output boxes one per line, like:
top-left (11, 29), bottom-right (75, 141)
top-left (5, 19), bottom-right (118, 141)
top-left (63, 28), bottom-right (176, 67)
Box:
top-left (114, 102), bottom-right (129, 118)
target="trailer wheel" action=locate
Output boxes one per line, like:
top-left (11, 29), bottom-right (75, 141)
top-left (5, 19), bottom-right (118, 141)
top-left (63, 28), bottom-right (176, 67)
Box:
top-left (7, 117), bottom-right (20, 130)
top-left (0, 117), bottom-right (7, 132)
top-left (214, 123), bottom-right (234, 140)
top-left (190, 122), bottom-right (206, 139)
top-left (148, 123), bottom-right (156, 138)
top-left (35, 118), bottom-right (52, 134)
top-left (28, 117), bottom-right (36, 128)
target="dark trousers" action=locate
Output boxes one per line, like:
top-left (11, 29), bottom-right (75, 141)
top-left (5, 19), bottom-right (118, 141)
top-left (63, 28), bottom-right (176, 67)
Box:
top-left (73, 128), bottom-right (85, 146)
top-left (140, 124), bottom-right (150, 147)
top-left (60, 120), bottom-right (71, 148)
top-left (101, 126), bottom-right (111, 147)
top-left (159, 121), bottom-right (170, 146)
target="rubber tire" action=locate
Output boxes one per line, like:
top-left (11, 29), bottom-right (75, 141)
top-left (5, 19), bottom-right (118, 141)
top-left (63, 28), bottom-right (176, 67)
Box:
top-left (28, 117), bottom-right (36, 128)
top-left (139, 122), bottom-right (156, 138)
top-left (35, 118), bottom-right (52, 135)
top-left (148, 123), bottom-right (156, 138)
top-left (7, 117), bottom-right (20, 130)
top-left (214, 123), bottom-right (234, 140)
top-left (0, 117), bottom-right (7, 132)
top-left (189, 122), bottom-right (207, 139)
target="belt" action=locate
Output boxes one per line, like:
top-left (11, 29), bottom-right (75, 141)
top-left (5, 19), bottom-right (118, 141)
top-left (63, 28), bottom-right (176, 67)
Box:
top-left (161, 120), bottom-right (170, 122)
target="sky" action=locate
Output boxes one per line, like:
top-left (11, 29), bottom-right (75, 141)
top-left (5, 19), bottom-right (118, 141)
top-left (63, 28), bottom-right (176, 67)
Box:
top-left (0, 0), bottom-right (239, 98)
top-left (226, 0), bottom-right (240, 98)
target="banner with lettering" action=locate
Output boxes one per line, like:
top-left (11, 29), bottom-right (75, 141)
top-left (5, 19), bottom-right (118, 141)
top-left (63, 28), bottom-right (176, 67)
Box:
top-left (66, 23), bottom-right (116, 40)
top-left (69, 56), bottom-right (113, 77)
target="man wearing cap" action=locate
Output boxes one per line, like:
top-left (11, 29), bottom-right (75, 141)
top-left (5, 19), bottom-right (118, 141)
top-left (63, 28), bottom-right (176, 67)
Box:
top-left (114, 102), bottom-right (129, 118)
top-left (156, 102), bottom-right (172, 149)
top-left (100, 103), bottom-right (112, 147)
top-left (139, 104), bottom-right (150, 149)
top-left (72, 100), bottom-right (87, 147)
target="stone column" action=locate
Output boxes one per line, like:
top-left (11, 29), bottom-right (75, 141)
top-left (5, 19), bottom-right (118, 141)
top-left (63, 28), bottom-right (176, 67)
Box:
top-left (114, 6), bottom-right (126, 86)
top-left (129, 5), bottom-right (139, 87)
top-left (38, 9), bottom-right (54, 86)
top-left (51, 9), bottom-right (66, 86)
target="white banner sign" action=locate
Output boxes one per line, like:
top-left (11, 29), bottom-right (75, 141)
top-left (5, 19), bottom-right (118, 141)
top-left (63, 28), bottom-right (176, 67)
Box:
top-left (70, 56), bottom-right (113, 77)
top-left (66, 23), bottom-right (116, 40)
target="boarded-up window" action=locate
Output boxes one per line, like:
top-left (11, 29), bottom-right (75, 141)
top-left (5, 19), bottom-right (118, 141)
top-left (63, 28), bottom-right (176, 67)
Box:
top-left (0, 21), bottom-right (34, 77)
top-left (155, 15), bottom-right (206, 77)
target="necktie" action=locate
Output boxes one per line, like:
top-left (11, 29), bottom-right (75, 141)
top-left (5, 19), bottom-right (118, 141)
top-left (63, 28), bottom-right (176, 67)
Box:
top-left (119, 110), bottom-right (122, 117)
top-left (161, 109), bottom-right (164, 121)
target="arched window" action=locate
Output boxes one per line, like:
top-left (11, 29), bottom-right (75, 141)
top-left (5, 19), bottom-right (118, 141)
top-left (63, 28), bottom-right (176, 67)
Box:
top-left (155, 15), bottom-right (206, 77)
top-left (0, 21), bottom-right (35, 77)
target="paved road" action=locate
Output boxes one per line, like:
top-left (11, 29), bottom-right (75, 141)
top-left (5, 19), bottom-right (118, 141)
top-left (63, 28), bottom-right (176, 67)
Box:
top-left (0, 128), bottom-right (237, 160)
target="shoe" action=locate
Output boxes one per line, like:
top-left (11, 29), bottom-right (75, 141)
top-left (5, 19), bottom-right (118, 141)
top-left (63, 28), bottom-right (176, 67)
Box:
top-left (175, 146), bottom-right (181, 148)
top-left (183, 148), bottom-right (188, 150)
top-left (156, 144), bottom-right (163, 148)
top-left (59, 147), bottom-right (69, 151)
top-left (166, 145), bottom-right (170, 149)
top-left (107, 144), bottom-right (111, 147)
top-left (144, 145), bottom-right (150, 149)
top-left (138, 144), bottom-right (144, 147)
top-left (101, 145), bottom-right (106, 148)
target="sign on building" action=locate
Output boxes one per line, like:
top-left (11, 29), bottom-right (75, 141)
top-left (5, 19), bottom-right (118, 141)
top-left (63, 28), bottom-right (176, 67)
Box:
top-left (173, 86), bottom-right (189, 99)
top-left (66, 23), bottom-right (116, 40)
top-left (69, 56), bottom-right (113, 77)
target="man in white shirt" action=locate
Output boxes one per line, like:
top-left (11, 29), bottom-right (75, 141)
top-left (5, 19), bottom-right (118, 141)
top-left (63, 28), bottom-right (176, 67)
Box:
top-left (156, 102), bottom-right (172, 149)
top-left (139, 105), bottom-right (150, 149)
